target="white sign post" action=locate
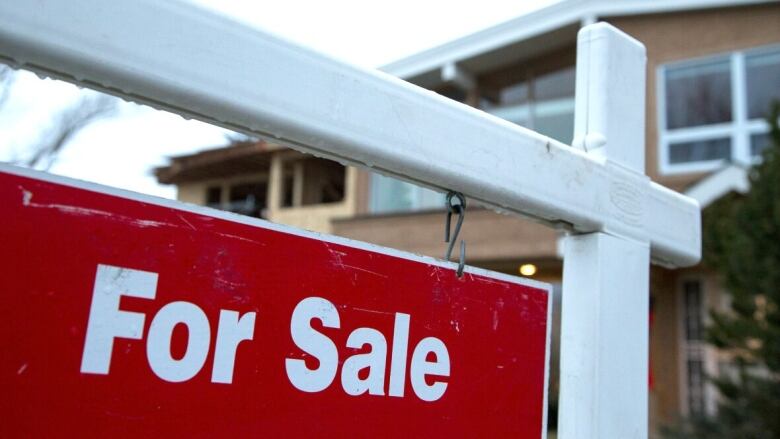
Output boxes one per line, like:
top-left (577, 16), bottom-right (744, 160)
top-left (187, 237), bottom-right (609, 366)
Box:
top-left (560, 24), bottom-right (651, 438)
top-left (0, 2), bottom-right (700, 437)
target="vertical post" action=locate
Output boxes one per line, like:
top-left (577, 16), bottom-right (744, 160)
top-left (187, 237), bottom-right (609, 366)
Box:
top-left (292, 161), bottom-right (305, 207)
top-left (559, 23), bottom-right (650, 439)
top-left (268, 153), bottom-right (284, 211)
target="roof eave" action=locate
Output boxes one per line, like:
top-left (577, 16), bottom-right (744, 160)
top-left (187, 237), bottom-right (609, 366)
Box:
top-left (381, 0), bottom-right (774, 84)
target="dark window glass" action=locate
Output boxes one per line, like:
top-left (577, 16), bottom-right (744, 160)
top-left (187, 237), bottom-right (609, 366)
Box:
top-left (687, 358), bottom-right (705, 416)
top-left (300, 159), bottom-right (345, 205)
top-left (669, 138), bottom-right (731, 164)
top-left (206, 186), bottom-right (221, 208)
top-left (666, 58), bottom-right (732, 129)
top-left (437, 85), bottom-right (466, 103)
top-left (683, 279), bottom-right (707, 416)
top-left (281, 162), bottom-right (296, 208)
top-left (228, 182), bottom-right (267, 218)
top-left (751, 133), bottom-right (772, 157)
top-left (684, 280), bottom-right (703, 341)
top-left (746, 49), bottom-right (780, 119)
top-left (282, 175), bottom-right (295, 207)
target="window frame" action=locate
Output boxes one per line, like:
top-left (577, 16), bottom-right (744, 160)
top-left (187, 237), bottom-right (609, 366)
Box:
top-left (199, 173), bottom-right (270, 218)
top-left (482, 65), bottom-right (577, 145)
top-left (675, 276), bottom-right (718, 417)
top-left (657, 44), bottom-right (779, 175)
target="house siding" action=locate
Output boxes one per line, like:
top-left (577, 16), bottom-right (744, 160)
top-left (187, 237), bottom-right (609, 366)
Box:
top-left (607, 3), bottom-right (780, 191)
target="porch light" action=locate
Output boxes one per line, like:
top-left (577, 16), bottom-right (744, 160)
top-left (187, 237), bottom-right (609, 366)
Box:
top-left (519, 264), bottom-right (537, 276)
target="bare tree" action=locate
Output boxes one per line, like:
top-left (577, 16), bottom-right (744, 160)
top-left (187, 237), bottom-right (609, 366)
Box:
top-left (223, 131), bottom-right (258, 145)
top-left (0, 64), bottom-right (15, 108)
top-left (1, 64), bottom-right (118, 170)
top-left (25, 94), bottom-right (117, 170)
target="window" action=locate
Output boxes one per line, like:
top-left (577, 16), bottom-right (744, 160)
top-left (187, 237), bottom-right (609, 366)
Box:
top-left (750, 133), bottom-right (772, 157)
top-left (369, 66), bottom-right (576, 214)
top-left (746, 49), bottom-right (780, 120)
top-left (665, 58), bottom-right (732, 129)
top-left (679, 279), bottom-right (716, 417)
top-left (204, 180), bottom-right (268, 218)
top-left (279, 158), bottom-right (346, 208)
top-left (669, 138), bottom-right (731, 165)
top-left (683, 280), bottom-right (704, 342)
top-left (436, 85), bottom-right (467, 103)
top-left (658, 45), bottom-right (780, 174)
top-left (682, 280), bottom-right (705, 416)
top-left (369, 174), bottom-right (443, 214)
top-left (205, 186), bottom-right (222, 209)
top-left (227, 182), bottom-right (267, 218)
top-left (482, 66), bottom-right (576, 144)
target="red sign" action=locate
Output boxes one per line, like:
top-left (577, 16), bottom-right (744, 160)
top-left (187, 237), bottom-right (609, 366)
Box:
top-left (0, 166), bottom-right (551, 438)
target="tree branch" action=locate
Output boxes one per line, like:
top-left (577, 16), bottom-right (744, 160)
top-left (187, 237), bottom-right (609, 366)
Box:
top-left (0, 64), bottom-right (16, 109)
top-left (25, 93), bottom-right (118, 170)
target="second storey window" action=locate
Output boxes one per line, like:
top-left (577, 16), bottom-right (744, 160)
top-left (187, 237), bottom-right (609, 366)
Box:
top-left (658, 45), bottom-right (780, 174)
top-left (481, 66), bottom-right (576, 145)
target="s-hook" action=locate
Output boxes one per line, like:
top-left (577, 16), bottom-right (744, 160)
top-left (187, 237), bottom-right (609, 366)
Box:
top-left (445, 191), bottom-right (466, 277)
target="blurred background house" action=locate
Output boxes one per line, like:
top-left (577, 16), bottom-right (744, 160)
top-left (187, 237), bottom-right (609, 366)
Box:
top-left (154, 0), bottom-right (780, 436)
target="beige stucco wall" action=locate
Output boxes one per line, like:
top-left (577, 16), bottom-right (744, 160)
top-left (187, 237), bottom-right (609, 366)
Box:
top-left (608, 3), bottom-right (780, 192)
top-left (176, 183), bottom-right (206, 205)
top-left (268, 167), bottom-right (359, 234)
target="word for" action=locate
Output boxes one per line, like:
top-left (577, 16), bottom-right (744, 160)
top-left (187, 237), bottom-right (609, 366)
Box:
top-left (80, 264), bottom-right (255, 384)
top-left (80, 265), bottom-right (450, 401)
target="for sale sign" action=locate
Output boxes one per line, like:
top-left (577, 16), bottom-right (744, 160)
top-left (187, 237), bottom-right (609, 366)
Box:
top-left (0, 165), bottom-right (552, 438)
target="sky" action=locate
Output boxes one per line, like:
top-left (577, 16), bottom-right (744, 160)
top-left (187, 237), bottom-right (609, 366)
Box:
top-left (0, 0), bottom-right (558, 198)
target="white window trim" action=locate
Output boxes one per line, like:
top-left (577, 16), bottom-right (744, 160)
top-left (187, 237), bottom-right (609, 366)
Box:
top-left (657, 44), bottom-right (779, 175)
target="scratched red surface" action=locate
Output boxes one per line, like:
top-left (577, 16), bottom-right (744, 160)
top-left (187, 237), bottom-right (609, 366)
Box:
top-left (0, 168), bottom-right (550, 438)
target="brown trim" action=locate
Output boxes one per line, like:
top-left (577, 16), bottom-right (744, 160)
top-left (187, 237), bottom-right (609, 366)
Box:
top-left (155, 141), bottom-right (298, 184)
top-left (478, 45), bottom-right (576, 91)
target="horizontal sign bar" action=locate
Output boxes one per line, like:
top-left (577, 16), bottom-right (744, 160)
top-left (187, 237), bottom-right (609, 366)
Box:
top-left (0, 165), bottom-right (551, 437)
top-left (0, 0), bottom-right (699, 267)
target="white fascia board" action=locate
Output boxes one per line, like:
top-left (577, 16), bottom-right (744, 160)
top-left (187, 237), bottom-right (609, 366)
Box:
top-left (0, 0), bottom-right (700, 267)
top-left (381, 0), bottom-right (773, 80)
top-left (593, 0), bottom-right (774, 18)
top-left (381, 0), bottom-right (589, 78)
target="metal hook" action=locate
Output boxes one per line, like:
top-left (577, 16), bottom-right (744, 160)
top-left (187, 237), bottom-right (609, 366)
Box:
top-left (445, 191), bottom-right (466, 277)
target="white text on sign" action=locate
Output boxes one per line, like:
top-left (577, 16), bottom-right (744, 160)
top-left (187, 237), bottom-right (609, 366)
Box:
top-left (80, 264), bottom-right (450, 401)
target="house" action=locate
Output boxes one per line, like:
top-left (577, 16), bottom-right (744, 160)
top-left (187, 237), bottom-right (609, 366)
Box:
top-left (154, 0), bottom-right (780, 435)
